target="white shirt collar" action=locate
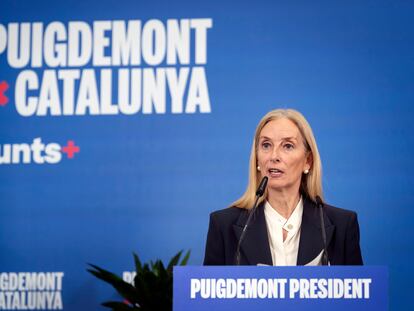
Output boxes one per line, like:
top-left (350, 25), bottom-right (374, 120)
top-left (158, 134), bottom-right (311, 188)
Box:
top-left (264, 197), bottom-right (303, 235)
top-left (264, 197), bottom-right (304, 266)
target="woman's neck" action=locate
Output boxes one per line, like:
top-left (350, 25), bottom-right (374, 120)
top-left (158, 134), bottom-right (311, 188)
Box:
top-left (267, 188), bottom-right (301, 219)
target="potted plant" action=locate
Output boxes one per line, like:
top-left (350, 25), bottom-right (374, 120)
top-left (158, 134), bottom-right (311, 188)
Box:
top-left (88, 250), bottom-right (190, 310)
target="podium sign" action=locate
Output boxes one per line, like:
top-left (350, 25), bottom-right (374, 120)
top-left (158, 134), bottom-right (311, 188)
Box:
top-left (173, 266), bottom-right (388, 311)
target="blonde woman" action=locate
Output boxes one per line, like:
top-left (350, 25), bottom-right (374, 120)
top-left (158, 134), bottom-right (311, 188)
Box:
top-left (204, 109), bottom-right (363, 266)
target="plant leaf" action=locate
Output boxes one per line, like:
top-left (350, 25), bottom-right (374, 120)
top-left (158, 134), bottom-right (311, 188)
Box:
top-left (87, 264), bottom-right (139, 304)
top-left (133, 252), bottom-right (142, 273)
top-left (180, 250), bottom-right (191, 266)
top-left (87, 263), bottom-right (124, 282)
top-left (167, 250), bottom-right (183, 272)
top-left (152, 260), bottom-right (167, 277)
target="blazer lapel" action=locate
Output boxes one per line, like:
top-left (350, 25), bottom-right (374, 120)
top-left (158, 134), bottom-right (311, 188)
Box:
top-left (297, 198), bottom-right (335, 265)
top-left (232, 204), bottom-right (273, 265)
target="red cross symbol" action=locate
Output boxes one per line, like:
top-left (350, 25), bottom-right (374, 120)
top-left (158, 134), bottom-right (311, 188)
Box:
top-left (0, 81), bottom-right (9, 106)
top-left (62, 140), bottom-right (80, 159)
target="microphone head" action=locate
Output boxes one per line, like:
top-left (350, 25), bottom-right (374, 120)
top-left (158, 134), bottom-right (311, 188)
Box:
top-left (256, 176), bottom-right (268, 197)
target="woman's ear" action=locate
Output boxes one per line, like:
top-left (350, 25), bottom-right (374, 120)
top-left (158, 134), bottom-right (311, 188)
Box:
top-left (306, 152), bottom-right (313, 171)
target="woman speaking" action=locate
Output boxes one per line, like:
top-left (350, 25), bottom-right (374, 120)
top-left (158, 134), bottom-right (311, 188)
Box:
top-left (204, 109), bottom-right (363, 266)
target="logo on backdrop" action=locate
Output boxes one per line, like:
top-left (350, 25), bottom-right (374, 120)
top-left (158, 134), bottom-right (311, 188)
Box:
top-left (0, 272), bottom-right (64, 310)
top-left (0, 138), bottom-right (80, 165)
top-left (0, 81), bottom-right (9, 106)
top-left (0, 18), bottom-right (213, 117)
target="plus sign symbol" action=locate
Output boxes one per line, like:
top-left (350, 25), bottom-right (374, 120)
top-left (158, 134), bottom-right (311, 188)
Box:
top-left (62, 140), bottom-right (80, 159)
top-left (0, 81), bottom-right (9, 106)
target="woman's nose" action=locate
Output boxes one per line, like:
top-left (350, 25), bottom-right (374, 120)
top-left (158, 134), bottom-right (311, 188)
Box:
top-left (270, 146), bottom-right (281, 162)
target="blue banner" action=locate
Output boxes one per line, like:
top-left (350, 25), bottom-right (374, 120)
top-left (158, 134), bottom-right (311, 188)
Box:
top-left (173, 266), bottom-right (388, 311)
top-left (1, 0), bottom-right (413, 310)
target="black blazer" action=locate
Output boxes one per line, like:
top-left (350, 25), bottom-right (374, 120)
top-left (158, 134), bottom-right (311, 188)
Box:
top-left (203, 197), bottom-right (363, 265)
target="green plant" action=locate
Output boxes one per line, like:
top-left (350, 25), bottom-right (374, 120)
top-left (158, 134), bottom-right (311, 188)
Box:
top-left (87, 250), bottom-right (190, 311)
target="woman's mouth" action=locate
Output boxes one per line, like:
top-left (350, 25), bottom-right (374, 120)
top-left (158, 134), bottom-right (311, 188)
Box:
top-left (268, 168), bottom-right (284, 177)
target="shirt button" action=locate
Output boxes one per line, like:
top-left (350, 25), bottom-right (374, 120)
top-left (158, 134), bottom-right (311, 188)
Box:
top-left (287, 224), bottom-right (293, 230)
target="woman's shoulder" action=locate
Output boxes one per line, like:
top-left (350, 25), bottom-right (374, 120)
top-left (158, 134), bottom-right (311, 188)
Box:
top-left (303, 196), bottom-right (359, 226)
top-left (324, 203), bottom-right (358, 217)
top-left (304, 196), bottom-right (358, 217)
top-left (322, 202), bottom-right (359, 226)
top-left (210, 206), bottom-right (247, 223)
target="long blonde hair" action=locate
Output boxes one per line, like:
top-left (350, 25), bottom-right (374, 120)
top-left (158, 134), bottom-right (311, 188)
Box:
top-left (231, 109), bottom-right (323, 209)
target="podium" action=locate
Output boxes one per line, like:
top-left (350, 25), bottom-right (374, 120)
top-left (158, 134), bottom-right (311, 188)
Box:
top-left (173, 266), bottom-right (388, 311)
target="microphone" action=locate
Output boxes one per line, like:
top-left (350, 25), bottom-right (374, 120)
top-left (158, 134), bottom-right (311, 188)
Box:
top-left (315, 195), bottom-right (330, 266)
top-left (255, 176), bottom-right (268, 196)
top-left (235, 176), bottom-right (268, 265)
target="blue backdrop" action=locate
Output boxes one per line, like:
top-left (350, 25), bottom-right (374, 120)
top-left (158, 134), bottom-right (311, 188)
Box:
top-left (1, 0), bottom-right (413, 310)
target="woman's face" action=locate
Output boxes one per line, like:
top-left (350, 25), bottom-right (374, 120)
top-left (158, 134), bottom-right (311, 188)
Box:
top-left (257, 118), bottom-right (311, 194)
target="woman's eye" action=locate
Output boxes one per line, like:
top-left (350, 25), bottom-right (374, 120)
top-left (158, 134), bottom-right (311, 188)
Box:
top-left (261, 142), bottom-right (271, 150)
top-left (284, 143), bottom-right (294, 150)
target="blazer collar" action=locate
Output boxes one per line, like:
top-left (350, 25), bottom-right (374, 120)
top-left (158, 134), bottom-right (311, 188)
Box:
top-left (232, 196), bottom-right (335, 266)
top-left (232, 203), bottom-right (273, 265)
top-left (296, 197), bottom-right (335, 265)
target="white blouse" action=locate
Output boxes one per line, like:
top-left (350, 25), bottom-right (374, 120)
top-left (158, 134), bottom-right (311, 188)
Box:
top-left (264, 198), bottom-right (303, 266)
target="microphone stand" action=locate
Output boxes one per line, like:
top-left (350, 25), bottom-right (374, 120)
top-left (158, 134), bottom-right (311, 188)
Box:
top-left (316, 196), bottom-right (330, 266)
top-left (235, 177), bottom-right (268, 265)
